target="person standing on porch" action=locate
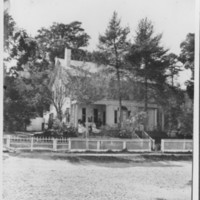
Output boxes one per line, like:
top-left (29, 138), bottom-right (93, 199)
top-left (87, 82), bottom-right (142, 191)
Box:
top-left (78, 120), bottom-right (86, 138)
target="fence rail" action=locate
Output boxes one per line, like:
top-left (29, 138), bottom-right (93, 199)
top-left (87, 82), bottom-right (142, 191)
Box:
top-left (3, 136), bottom-right (153, 152)
top-left (161, 139), bottom-right (193, 152)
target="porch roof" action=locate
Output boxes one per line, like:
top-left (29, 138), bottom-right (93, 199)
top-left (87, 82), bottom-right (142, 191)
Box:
top-left (93, 99), bottom-right (159, 109)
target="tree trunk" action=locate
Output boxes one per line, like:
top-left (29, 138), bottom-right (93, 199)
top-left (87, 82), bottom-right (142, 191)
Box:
top-left (144, 74), bottom-right (148, 131)
top-left (172, 75), bottom-right (174, 87)
top-left (53, 101), bottom-right (63, 122)
top-left (116, 67), bottom-right (122, 129)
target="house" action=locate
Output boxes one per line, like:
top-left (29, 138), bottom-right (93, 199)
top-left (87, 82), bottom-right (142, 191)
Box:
top-left (41, 48), bottom-right (165, 132)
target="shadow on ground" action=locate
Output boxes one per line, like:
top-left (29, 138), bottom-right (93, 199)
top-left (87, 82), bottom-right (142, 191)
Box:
top-left (4, 151), bottom-right (192, 168)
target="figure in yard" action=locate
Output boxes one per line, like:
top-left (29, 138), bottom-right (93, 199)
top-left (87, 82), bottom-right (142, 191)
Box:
top-left (97, 118), bottom-right (102, 128)
top-left (78, 119), bottom-right (87, 137)
top-left (91, 122), bottom-right (101, 134)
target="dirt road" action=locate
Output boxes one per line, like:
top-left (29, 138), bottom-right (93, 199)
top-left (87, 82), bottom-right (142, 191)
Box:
top-left (3, 153), bottom-right (192, 200)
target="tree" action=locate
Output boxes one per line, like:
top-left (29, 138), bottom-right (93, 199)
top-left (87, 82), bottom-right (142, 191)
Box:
top-left (179, 33), bottom-right (195, 100)
top-left (126, 18), bottom-right (168, 130)
top-left (48, 60), bottom-right (109, 123)
top-left (36, 22), bottom-right (90, 62)
top-left (4, 13), bottom-right (15, 51)
top-left (3, 15), bottom-right (52, 131)
top-left (98, 11), bottom-right (130, 128)
top-left (165, 53), bottom-right (182, 87)
top-left (48, 60), bottom-right (72, 121)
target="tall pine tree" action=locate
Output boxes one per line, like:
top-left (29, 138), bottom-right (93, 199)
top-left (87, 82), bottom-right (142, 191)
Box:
top-left (98, 11), bottom-right (130, 128)
top-left (127, 18), bottom-right (168, 130)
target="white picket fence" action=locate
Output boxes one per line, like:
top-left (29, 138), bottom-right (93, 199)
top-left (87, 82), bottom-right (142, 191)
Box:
top-left (3, 136), bottom-right (153, 152)
top-left (3, 136), bottom-right (193, 152)
top-left (161, 139), bottom-right (193, 152)
top-left (68, 138), bottom-right (152, 152)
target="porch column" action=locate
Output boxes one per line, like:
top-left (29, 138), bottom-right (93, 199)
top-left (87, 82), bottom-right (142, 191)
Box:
top-left (105, 105), bottom-right (110, 126)
top-left (154, 109), bottom-right (157, 129)
top-left (75, 104), bottom-right (78, 128)
top-left (105, 105), bottom-right (115, 126)
top-left (161, 111), bottom-right (165, 131)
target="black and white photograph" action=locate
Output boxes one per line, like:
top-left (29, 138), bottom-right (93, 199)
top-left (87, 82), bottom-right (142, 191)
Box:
top-left (2, 0), bottom-right (199, 199)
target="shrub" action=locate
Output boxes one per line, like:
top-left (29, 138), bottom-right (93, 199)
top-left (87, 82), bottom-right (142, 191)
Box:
top-left (34, 129), bottom-right (60, 138)
top-left (101, 126), bottom-right (132, 139)
top-left (34, 119), bottom-right (78, 138)
top-left (63, 126), bottom-right (78, 138)
top-left (117, 129), bottom-right (132, 138)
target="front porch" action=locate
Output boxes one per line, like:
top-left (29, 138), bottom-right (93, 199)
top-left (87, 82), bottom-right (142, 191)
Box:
top-left (70, 99), bottom-right (164, 132)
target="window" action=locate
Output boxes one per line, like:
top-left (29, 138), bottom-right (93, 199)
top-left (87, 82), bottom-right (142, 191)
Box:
top-left (114, 110), bottom-right (118, 124)
top-left (65, 108), bottom-right (70, 123)
top-left (103, 111), bottom-right (106, 125)
top-left (82, 108), bottom-right (86, 123)
top-left (128, 111), bottom-right (131, 117)
top-left (94, 108), bottom-right (98, 123)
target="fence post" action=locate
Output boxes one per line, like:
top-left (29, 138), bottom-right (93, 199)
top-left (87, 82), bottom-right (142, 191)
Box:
top-left (68, 138), bottom-right (71, 151)
top-left (161, 139), bottom-right (164, 152)
top-left (149, 139), bottom-right (151, 151)
top-left (30, 137), bottom-right (34, 151)
top-left (6, 135), bottom-right (11, 148)
top-left (153, 140), bottom-right (155, 151)
top-left (53, 138), bottom-right (57, 152)
top-left (97, 141), bottom-right (100, 151)
top-left (183, 139), bottom-right (186, 150)
top-left (123, 141), bottom-right (126, 150)
top-left (86, 139), bottom-right (89, 150)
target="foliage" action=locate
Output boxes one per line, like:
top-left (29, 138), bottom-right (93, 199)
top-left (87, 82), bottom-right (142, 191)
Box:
top-left (127, 18), bottom-right (168, 82)
top-left (65, 65), bottom-right (109, 104)
top-left (126, 18), bottom-right (168, 108)
top-left (179, 33), bottom-right (195, 100)
top-left (165, 53), bottom-right (182, 87)
top-left (177, 105), bottom-right (193, 138)
top-left (4, 13), bottom-right (16, 50)
top-left (48, 61), bottom-right (69, 121)
top-left (121, 111), bottom-right (147, 137)
top-left (98, 11), bottom-right (130, 128)
top-left (4, 76), bottom-right (37, 131)
top-left (10, 31), bottom-right (39, 70)
top-left (117, 130), bottom-right (132, 138)
top-left (47, 119), bottom-right (78, 138)
top-left (3, 15), bottom-right (52, 131)
top-left (185, 80), bottom-right (194, 100)
top-left (134, 111), bottom-right (147, 125)
top-left (63, 126), bottom-right (78, 138)
top-left (179, 33), bottom-right (194, 76)
top-left (161, 86), bottom-right (185, 131)
top-left (36, 21), bottom-right (90, 62)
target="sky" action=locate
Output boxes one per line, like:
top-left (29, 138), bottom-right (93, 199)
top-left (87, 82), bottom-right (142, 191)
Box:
top-left (5, 0), bottom-right (195, 89)
top-left (8, 0), bottom-right (195, 55)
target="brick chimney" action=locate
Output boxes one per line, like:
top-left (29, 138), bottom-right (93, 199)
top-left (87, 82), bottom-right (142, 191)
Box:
top-left (64, 48), bottom-right (71, 67)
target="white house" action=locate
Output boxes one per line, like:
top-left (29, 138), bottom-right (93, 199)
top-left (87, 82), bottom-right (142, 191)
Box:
top-left (39, 48), bottom-right (165, 132)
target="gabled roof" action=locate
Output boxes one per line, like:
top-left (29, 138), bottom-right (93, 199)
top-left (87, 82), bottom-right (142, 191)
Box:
top-left (56, 57), bottom-right (114, 74)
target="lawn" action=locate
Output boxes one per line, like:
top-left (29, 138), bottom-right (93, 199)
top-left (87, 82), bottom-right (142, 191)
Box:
top-left (3, 152), bottom-right (192, 200)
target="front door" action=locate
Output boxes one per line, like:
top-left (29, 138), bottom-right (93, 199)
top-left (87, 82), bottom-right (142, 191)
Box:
top-left (122, 110), bottom-right (128, 122)
top-left (103, 111), bottom-right (106, 125)
top-left (94, 108), bottom-right (98, 124)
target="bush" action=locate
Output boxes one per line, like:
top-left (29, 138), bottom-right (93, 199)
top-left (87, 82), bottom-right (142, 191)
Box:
top-left (34, 129), bottom-right (60, 138)
top-left (63, 126), bottom-right (78, 138)
top-left (117, 129), bottom-right (132, 138)
top-left (34, 118), bottom-right (78, 138)
top-left (178, 108), bottom-right (193, 138)
top-left (101, 127), bottom-right (132, 139)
